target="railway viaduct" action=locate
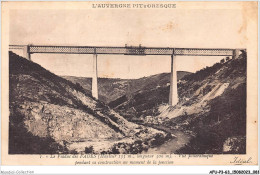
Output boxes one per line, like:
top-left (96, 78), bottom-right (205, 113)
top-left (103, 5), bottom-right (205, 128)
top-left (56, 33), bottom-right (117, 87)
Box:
top-left (9, 44), bottom-right (243, 106)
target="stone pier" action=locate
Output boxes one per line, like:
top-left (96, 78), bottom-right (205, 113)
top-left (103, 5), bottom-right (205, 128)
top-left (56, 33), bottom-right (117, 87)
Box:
top-left (232, 49), bottom-right (240, 59)
top-left (92, 53), bottom-right (98, 99)
top-left (23, 45), bottom-right (31, 61)
top-left (169, 54), bottom-right (178, 106)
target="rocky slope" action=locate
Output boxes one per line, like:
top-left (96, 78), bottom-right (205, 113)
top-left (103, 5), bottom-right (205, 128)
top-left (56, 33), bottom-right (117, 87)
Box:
top-left (63, 71), bottom-right (191, 104)
top-left (9, 52), bottom-right (168, 154)
top-left (165, 53), bottom-right (247, 154)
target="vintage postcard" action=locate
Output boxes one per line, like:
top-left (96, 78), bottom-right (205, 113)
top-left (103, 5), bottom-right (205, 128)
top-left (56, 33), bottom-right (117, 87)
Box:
top-left (1, 1), bottom-right (258, 166)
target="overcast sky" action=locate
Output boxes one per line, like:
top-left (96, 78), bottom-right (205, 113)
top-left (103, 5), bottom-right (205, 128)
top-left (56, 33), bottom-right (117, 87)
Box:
top-left (10, 8), bottom-right (246, 79)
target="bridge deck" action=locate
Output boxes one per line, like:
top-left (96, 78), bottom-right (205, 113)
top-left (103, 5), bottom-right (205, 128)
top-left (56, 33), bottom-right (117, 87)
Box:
top-left (9, 45), bottom-right (237, 56)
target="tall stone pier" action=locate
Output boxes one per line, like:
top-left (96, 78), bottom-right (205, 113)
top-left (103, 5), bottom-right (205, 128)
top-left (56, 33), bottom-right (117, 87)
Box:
top-left (169, 54), bottom-right (178, 106)
top-left (92, 53), bottom-right (98, 99)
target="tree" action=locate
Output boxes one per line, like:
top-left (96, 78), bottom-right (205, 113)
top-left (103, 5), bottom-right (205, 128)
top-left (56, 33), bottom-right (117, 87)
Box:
top-left (225, 57), bottom-right (230, 62)
top-left (75, 83), bottom-right (84, 92)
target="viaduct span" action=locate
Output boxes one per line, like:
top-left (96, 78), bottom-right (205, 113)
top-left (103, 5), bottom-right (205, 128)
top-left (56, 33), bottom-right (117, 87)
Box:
top-left (9, 44), bottom-right (243, 106)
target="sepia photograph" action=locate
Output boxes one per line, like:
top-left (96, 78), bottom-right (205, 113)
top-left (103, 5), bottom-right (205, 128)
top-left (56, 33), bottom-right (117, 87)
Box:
top-left (1, 1), bottom-right (258, 167)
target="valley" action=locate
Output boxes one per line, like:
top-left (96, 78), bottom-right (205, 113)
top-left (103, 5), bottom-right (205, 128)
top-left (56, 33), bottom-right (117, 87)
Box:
top-left (9, 50), bottom-right (247, 154)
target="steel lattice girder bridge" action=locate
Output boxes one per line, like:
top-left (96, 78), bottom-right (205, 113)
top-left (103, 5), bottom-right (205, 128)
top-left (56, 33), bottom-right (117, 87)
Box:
top-left (10, 44), bottom-right (239, 56)
top-left (9, 44), bottom-right (245, 106)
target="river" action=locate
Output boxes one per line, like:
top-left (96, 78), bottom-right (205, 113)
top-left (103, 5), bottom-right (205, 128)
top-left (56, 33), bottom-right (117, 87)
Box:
top-left (142, 125), bottom-right (191, 154)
